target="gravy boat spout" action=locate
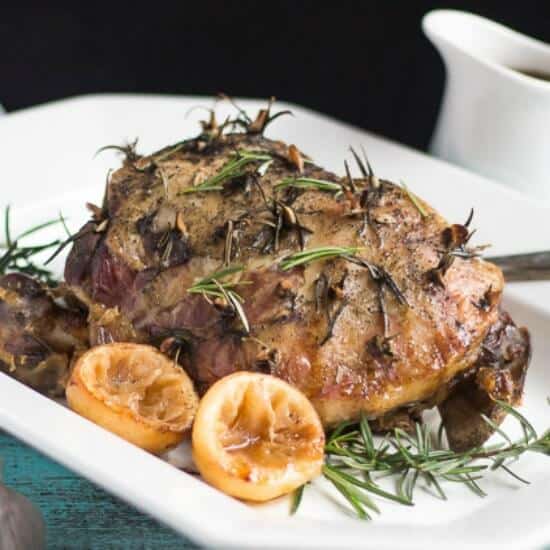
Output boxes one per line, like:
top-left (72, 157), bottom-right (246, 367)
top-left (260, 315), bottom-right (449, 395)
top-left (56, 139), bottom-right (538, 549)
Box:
top-left (423, 10), bottom-right (550, 201)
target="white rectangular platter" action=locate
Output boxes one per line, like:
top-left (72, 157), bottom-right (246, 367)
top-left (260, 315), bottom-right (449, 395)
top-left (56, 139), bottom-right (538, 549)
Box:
top-left (0, 95), bottom-right (548, 549)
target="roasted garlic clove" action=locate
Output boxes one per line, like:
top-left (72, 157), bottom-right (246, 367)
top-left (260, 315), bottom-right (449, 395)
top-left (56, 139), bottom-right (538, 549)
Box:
top-left (0, 482), bottom-right (45, 550)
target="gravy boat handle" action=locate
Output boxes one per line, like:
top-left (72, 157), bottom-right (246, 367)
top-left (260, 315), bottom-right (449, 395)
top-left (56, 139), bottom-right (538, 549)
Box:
top-left (487, 251), bottom-right (550, 281)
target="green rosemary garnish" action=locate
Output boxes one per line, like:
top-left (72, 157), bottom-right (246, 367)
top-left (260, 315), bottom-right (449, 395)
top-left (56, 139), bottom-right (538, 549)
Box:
top-left (0, 206), bottom-right (65, 285)
top-left (293, 401), bottom-right (549, 519)
top-left (187, 265), bottom-right (250, 333)
top-left (401, 182), bottom-right (427, 218)
top-left (279, 246), bottom-right (361, 271)
top-left (154, 140), bottom-right (189, 163)
top-left (290, 484), bottom-right (305, 515)
top-left (274, 177), bottom-right (343, 193)
top-left (181, 150), bottom-right (272, 194)
top-left (45, 220), bottom-right (102, 267)
top-left (281, 247), bottom-right (407, 338)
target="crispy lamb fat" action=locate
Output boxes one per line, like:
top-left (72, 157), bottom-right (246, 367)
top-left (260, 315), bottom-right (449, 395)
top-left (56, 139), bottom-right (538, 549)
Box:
top-left (0, 273), bottom-right (88, 395)
top-left (64, 109), bottom-right (530, 450)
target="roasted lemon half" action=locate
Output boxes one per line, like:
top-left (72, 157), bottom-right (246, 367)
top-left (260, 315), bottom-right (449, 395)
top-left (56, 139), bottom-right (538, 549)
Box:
top-left (66, 343), bottom-right (199, 454)
top-left (192, 372), bottom-right (325, 502)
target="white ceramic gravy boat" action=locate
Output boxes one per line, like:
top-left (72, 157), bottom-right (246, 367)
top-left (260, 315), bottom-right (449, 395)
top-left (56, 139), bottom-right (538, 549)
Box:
top-left (423, 10), bottom-right (550, 202)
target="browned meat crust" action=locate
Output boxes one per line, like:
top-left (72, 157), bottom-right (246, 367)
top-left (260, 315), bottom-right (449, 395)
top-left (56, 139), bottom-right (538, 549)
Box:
top-left (58, 123), bottom-right (530, 447)
top-left (439, 310), bottom-right (530, 451)
top-left (0, 274), bottom-right (88, 395)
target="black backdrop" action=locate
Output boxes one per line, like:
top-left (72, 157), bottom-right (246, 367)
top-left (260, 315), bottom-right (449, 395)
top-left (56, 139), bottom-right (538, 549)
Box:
top-left (2, 2), bottom-right (550, 150)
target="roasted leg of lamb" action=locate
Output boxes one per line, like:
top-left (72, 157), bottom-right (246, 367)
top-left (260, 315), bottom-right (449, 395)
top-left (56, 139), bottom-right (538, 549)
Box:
top-left (55, 104), bottom-right (530, 450)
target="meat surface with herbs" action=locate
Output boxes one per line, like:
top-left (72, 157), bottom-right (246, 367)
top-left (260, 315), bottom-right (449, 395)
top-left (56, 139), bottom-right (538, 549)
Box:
top-left (61, 103), bottom-right (530, 450)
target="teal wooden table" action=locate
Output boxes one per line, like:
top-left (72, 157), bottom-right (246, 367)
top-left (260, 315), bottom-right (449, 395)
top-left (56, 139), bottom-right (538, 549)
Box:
top-left (1, 432), bottom-right (198, 549)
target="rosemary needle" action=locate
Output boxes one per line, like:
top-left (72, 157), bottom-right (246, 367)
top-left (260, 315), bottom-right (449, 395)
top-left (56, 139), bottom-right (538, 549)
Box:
top-left (293, 400), bottom-right (550, 519)
top-left (181, 150), bottom-right (271, 194)
top-left (0, 206), bottom-right (64, 285)
top-left (290, 484), bottom-right (305, 515)
top-left (187, 265), bottom-right (251, 333)
top-left (275, 177), bottom-right (343, 193)
top-left (279, 246), bottom-right (361, 271)
top-left (401, 181), bottom-right (428, 218)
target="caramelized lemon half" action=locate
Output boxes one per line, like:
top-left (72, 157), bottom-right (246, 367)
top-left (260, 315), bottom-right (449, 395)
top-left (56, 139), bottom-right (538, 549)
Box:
top-left (67, 343), bottom-right (199, 454)
top-left (192, 372), bottom-right (325, 502)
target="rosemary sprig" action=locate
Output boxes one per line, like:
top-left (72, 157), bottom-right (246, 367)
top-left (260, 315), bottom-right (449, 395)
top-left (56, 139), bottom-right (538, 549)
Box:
top-left (401, 181), bottom-right (427, 218)
top-left (187, 265), bottom-right (250, 333)
top-left (181, 150), bottom-right (272, 194)
top-left (0, 206), bottom-right (64, 285)
top-left (293, 401), bottom-right (549, 519)
top-left (154, 140), bottom-right (190, 163)
top-left (290, 484), bottom-right (305, 515)
top-left (279, 246), bottom-right (361, 271)
top-left (274, 177), bottom-right (343, 193)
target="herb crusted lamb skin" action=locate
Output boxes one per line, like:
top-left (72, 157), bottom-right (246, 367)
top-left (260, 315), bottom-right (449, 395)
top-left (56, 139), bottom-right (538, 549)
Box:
top-left (64, 104), bottom-right (530, 449)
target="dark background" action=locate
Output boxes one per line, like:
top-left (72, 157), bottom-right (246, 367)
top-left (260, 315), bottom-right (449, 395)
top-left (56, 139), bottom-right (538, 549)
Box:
top-left (2, 2), bottom-right (550, 151)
